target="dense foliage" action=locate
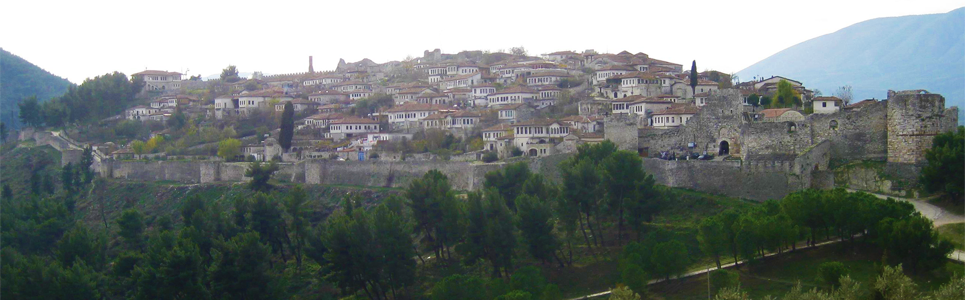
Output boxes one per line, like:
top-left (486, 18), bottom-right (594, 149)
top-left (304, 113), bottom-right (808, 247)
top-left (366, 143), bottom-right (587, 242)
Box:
top-left (18, 72), bottom-right (144, 128)
top-left (920, 126), bottom-right (964, 200)
top-left (1, 141), bottom-right (959, 300)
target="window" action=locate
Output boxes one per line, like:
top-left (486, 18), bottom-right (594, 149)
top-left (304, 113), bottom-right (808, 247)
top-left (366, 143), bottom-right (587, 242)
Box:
top-left (822, 102), bottom-right (827, 107)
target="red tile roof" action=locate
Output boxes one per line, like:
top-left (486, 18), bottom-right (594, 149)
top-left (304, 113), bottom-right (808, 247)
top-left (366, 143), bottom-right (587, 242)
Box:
top-left (331, 117), bottom-right (380, 124)
top-left (385, 103), bottom-right (450, 113)
top-left (652, 105), bottom-right (699, 116)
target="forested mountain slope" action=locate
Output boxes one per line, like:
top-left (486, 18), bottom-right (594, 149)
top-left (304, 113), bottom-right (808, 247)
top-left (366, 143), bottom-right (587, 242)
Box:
top-left (0, 48), bottom-right (73, 129)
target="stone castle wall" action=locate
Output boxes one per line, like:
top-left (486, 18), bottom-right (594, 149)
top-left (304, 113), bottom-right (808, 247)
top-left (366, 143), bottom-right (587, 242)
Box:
top-left (887, 93), bottom-right (959, 164)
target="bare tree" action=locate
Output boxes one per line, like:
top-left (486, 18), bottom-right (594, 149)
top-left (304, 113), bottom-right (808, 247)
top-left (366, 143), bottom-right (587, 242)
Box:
top-left (834, 85), bottom-right (853, 105)
top-left (510, 46), bottom-right (527, 57)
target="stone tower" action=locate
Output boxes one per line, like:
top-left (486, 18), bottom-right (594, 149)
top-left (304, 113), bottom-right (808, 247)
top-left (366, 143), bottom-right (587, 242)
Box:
top-left (308, 56), bottom-right (314, 73)
top-left (886, 90), bottom-right (959, 164)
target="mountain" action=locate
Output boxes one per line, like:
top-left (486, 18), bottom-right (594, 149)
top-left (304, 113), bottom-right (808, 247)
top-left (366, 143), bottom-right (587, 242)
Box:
top-left (0, 48), bottom-right (73, 129)
top-left (737, 8), bottom-right (964, 114)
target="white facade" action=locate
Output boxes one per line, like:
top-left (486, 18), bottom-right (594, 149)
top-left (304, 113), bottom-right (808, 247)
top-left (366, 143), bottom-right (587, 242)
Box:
top-left (813, 97), bottom-right (842, 114)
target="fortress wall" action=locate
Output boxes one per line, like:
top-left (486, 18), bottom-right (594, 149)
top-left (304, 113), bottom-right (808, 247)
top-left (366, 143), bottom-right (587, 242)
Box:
top-left (740, 121), bottom-right (813, 157)
top-left (641, 158), bottom-right (798, 201)
top-left (809, 101), bottom-right (888, 161)
top-left (887, 93), bottom-right (958, 164)
top-left (304, 159), bottom-right (505, 190)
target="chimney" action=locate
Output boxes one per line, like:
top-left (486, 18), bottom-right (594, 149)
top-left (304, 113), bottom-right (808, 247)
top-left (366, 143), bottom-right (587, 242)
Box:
top-left (309, 56), bottom-right (314, 73)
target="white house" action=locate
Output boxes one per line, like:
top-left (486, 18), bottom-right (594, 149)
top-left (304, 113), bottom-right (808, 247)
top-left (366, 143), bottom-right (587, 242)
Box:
top-left (511, 119), bottom-right (571, 157)
top-left (274, 98), bottom-right (318, 112)
top-left (329, 117), bottom-right (381, 140)
top-left (472, 84), bottom-right (497, 99)
top-left (131, 70), bottom-right (182, 91)
top-left (613, 72), bottom-right (661, 98)
top-left (498, 103), bottom-right (533, 123)
top-left (651, 106), bottom-right (699, 128)
top-left (812, 96), bottom-right (842, 114)
top-left (305, 113), bottom-right (345, 128)
top-left (487, 86), bottom-right (537, 107)
top-left (482, 123), bottom-right (513, 152)
top-left (560, 115), bottom-right (602, 133)
top-left (671, 79), bottom-right (719, 98)
top-left (309, 90), bottom-right (349, 104)
top-left (332, 80), bottom-right (371, 92)
top-left (626, 97), bottom-right (674, 125)
top-left (537, 86), bottom-right (561, 100)
top-left (525, 70), bottom-right (569, 86)
top-left (593, 65), bottom-right (635, 85)
top-left (125, 106), bottom-right (159, 121)
top-left (541, 51), bottom-right (580, 62)
top-left (347, 90), bottom-right (374, 100)
top-left (416, 93), bottom-right (452, 105)
top-left (385, 103), bottom-right (451, 129)
top-left (439, 72), bottom-right (480, 90)
top-left (302, 74), bottom-right (345, 86)
top-left (239, 90), bottom-right (293, 109)
top-left (214, 96), bottom-right (238, 110)
top-left (394, 88), bottom-right (432, 104)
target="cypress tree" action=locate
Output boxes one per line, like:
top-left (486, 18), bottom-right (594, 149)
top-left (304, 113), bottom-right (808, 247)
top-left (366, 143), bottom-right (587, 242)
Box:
top-left (280, 101), bottom-right (294, 152)
top-left (690, 60), bottom-right (698, 96)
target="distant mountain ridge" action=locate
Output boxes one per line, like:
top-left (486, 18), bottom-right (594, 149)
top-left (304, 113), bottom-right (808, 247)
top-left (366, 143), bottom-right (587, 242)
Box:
top-left (0, 48), bottom-right (73, 129)
top-left (737, 8), bottom-right (964, 120)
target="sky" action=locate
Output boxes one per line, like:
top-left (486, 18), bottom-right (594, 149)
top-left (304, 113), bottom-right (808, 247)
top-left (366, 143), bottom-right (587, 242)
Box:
top-left (2, 0), bottom-right (963, 84)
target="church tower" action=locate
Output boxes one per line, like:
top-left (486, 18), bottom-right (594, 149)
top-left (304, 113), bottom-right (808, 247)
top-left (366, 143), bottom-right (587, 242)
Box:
top-left (308, 56), bottom-right (314, 73)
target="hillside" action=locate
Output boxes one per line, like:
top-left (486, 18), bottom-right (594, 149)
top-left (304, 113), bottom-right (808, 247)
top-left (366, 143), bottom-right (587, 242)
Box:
top-left (737, 8), bottom-right (964, 114)
top-left (0, 48), bottom-right (73, 129)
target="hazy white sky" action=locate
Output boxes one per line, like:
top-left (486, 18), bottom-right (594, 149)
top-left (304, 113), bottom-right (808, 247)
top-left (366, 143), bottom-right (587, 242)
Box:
top-left (3, 0), bottom-right (962, 84)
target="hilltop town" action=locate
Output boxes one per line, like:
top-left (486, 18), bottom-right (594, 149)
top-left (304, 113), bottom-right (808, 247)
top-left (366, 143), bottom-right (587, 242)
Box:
top-left (5, 46), bottom-right (964, 300)
top-left (16, 47), bottom-right (952, 201)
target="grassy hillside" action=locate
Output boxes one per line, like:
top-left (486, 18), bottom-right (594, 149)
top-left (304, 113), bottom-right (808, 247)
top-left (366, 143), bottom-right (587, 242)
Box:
top-left (0, 48), bottom-right (73, 129)
top-left (737, 7), bottom-right (964, 112)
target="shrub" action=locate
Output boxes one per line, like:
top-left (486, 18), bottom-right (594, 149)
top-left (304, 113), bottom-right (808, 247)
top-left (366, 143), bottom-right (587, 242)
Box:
top-left (482, 152), bottom-right (498, 163)
top-left (818, 261), bottom-right (850, 287)
top-left (511, 147), bottom-right (523, 157)
top-left (709, 269), bottom-right (740, 294)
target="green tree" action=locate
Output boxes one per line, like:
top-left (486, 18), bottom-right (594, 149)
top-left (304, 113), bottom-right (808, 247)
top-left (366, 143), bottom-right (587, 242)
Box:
top-left (283, 186), bottom-right (310, 271)
top-left (510, 266), bottom-right (547, 299)
top-left (690, 61), bottom-right (698, 96)
top-left (55, 224), bottom-right (105, 268)
top-left (208, 231), bottom-right (279, 299)
top-left (818, 261), bottom-right (850, 287)
top-left (709, 269), bottom-right (740, 295)
top-left (18, 96), bottom-right (44, 127)
top-left (874, 264), bottom-right (918, 300)
top-left (484, 162), bottom-right (533, 211)
top-left (431, 274), bottom-right (490, 300)
top-left (245, 161), bottom-right (279, 193)
top-left (2, 184), bottom-right (11, 200)
top-left (698, 216), bottom-right (728, 269)
top-left (279, 101), bottom-right (294, 152)
top-left (116, 209), bottom-right (145, 250)
top-left (220, 65), bottom-right (241, 83)
top-left (621, 263), bottom-right (649, 298)
top-left (773, 79), bottom-right (802, 108)
top-left (876, 215), bottom-right (953, 273)
top-left (602, 150), bottom-right (648, 245)
top-left (61, 162), bottom-right (74, 193)
top-left (373, 204), bottom-right (417, 296)
top-left (609, 286), bottom-right (641, 300)
top-left (217, 138), bottom-right (242, 161)
top-left (0, 121), bottom-right (8, 142)
top-left (561, 159), bottom-right (604, 249)
top-left (650, 240), bottom-right (690, 280)
top-left (516, 194), bottom-right (563, 267)
top-left (920, 126), bottom-right (964, 200)
top-left (462, 189), bottom-right (517, 278)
